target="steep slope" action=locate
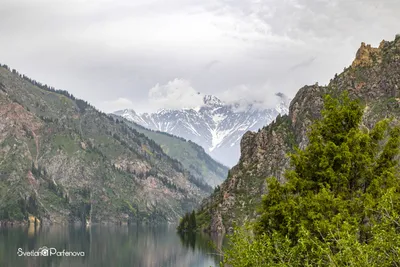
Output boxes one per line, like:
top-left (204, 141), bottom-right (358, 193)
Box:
top-left (198, 36), bottom-right (400, 233)
top-left (114, 95), bottom-right (289, 167)
top-left (109, 114), bottom-right (229, 187)
top-left (0, 65), bottom-right (212, 225)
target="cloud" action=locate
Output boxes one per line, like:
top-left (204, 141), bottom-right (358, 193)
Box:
top-left (0, 0), bottom-right (399, 114)
top-left (289, 56), bottom-right (317, 72)
top-left (147, 78), bottom-right (288, 112)
top-left (148, 79), bottom-right (204, 110)
top-left (100, 97), bottom-right (134, 112)
top-left (217, 83), bottom-right (283, 110)
top-left (204, 60), bottom-right (220, 71)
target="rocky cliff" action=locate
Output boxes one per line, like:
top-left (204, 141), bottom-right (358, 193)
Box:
top-left (198, 35), bottom-right (400, 233)
top-left (0, 66), bottom-right (212, 225)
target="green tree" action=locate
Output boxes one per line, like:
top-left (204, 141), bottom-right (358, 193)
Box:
top-left (177, 211), bottom-right (197, 233)
top-left (223, 92), bottom-right (400, 266)
top-left (190, 210), bottom-right (197, 229)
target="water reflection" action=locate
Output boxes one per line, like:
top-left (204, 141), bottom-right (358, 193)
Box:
top-left (0, 224), bottom-right (224, 267)
top-left (178, 232), bottom-right (224, 261)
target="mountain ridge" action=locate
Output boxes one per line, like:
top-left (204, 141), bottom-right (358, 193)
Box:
top-left (114, 94), bottom-right (290, 167)
top-left (196, 35), bottom-right (400, 233)
top-left (0, 64), bottom-right (213, 225)
top-left (109, 113), bottom-right (229, 187)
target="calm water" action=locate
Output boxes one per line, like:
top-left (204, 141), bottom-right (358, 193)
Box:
top-left (0, 224), bottom-right (225, 267)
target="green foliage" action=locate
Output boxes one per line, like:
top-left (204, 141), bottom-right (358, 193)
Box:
top-left (196, 210), bottom-right (212, 230)
top-left (177, 210), bottom-right (197, 233)
top-left (68, 187), bottom-right (92, 223)
top-left (223, 92), bottom-right (400, 266)
top-left (0, 194), bottom-right (42, 221)
top-left (0, 200), bottom-right (26, 221)
top-left (52, 135), bottom-right (80, 155)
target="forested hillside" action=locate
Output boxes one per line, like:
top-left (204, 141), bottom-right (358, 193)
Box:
top-left (0, 65), bottom-right (212, 225)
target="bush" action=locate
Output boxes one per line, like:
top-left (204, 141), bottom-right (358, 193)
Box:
top-left (222, 92), bottom-right (400, 266)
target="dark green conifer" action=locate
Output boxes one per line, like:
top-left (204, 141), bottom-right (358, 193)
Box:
top-left (223, 92), bottom-right (400, 266)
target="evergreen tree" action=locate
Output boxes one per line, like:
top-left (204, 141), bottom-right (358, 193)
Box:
top-left (223, 92), bottom-right (400, 266)
top-left (190, 210), bottom-right (196, 229)
top-left (177, 211), bottom-right (197, 233)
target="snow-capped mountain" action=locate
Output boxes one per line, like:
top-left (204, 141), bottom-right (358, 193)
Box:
top-left (114, 94), bottom-right (289, 167)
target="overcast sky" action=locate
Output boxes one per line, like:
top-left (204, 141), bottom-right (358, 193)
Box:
top-left (0, 0), bottom-right (399, 113)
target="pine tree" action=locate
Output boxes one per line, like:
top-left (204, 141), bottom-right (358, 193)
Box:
top-left (189, 210), bottom-right (196, 230)
top-left (223, 92), bottom-right (400, 266)
top-left (177, 211), bottom-right (197, 233)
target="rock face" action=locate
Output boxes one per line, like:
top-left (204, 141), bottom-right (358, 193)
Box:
top-left (114, 94), bottom-right (289, 167)
top-left (351, 42), bottom-right (382, 68)
top-left (198, 36), bottom-right (400, 233)
top-left (0, 66), bottom-right (212, 225)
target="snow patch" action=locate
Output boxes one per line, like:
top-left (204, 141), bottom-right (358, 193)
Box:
top-left (212, 113), bottom-right (227, 124)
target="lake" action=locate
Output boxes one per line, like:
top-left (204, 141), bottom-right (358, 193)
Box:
top-left (0, 224), bottom-right (225, 267)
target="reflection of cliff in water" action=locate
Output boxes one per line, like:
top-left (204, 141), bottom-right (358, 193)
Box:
top-left (178, 232), bottom-right (225, 264)
top-left (0, 224), bottom-right (221, 267)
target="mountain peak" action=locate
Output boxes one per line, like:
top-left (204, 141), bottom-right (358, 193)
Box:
top-left (351, 41), bottom-right (382, 68)
top-left (114, 94), bottom-right (288, 166)
top-left (203, 95), bottom-right (224, 106)
top-left (114, 108), bottom-right (136, 116)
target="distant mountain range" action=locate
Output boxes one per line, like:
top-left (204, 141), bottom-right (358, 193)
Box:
top-left (114, 94), bottom-right (290, 167)
top-left (109, 114), bottom-right (229, 187)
